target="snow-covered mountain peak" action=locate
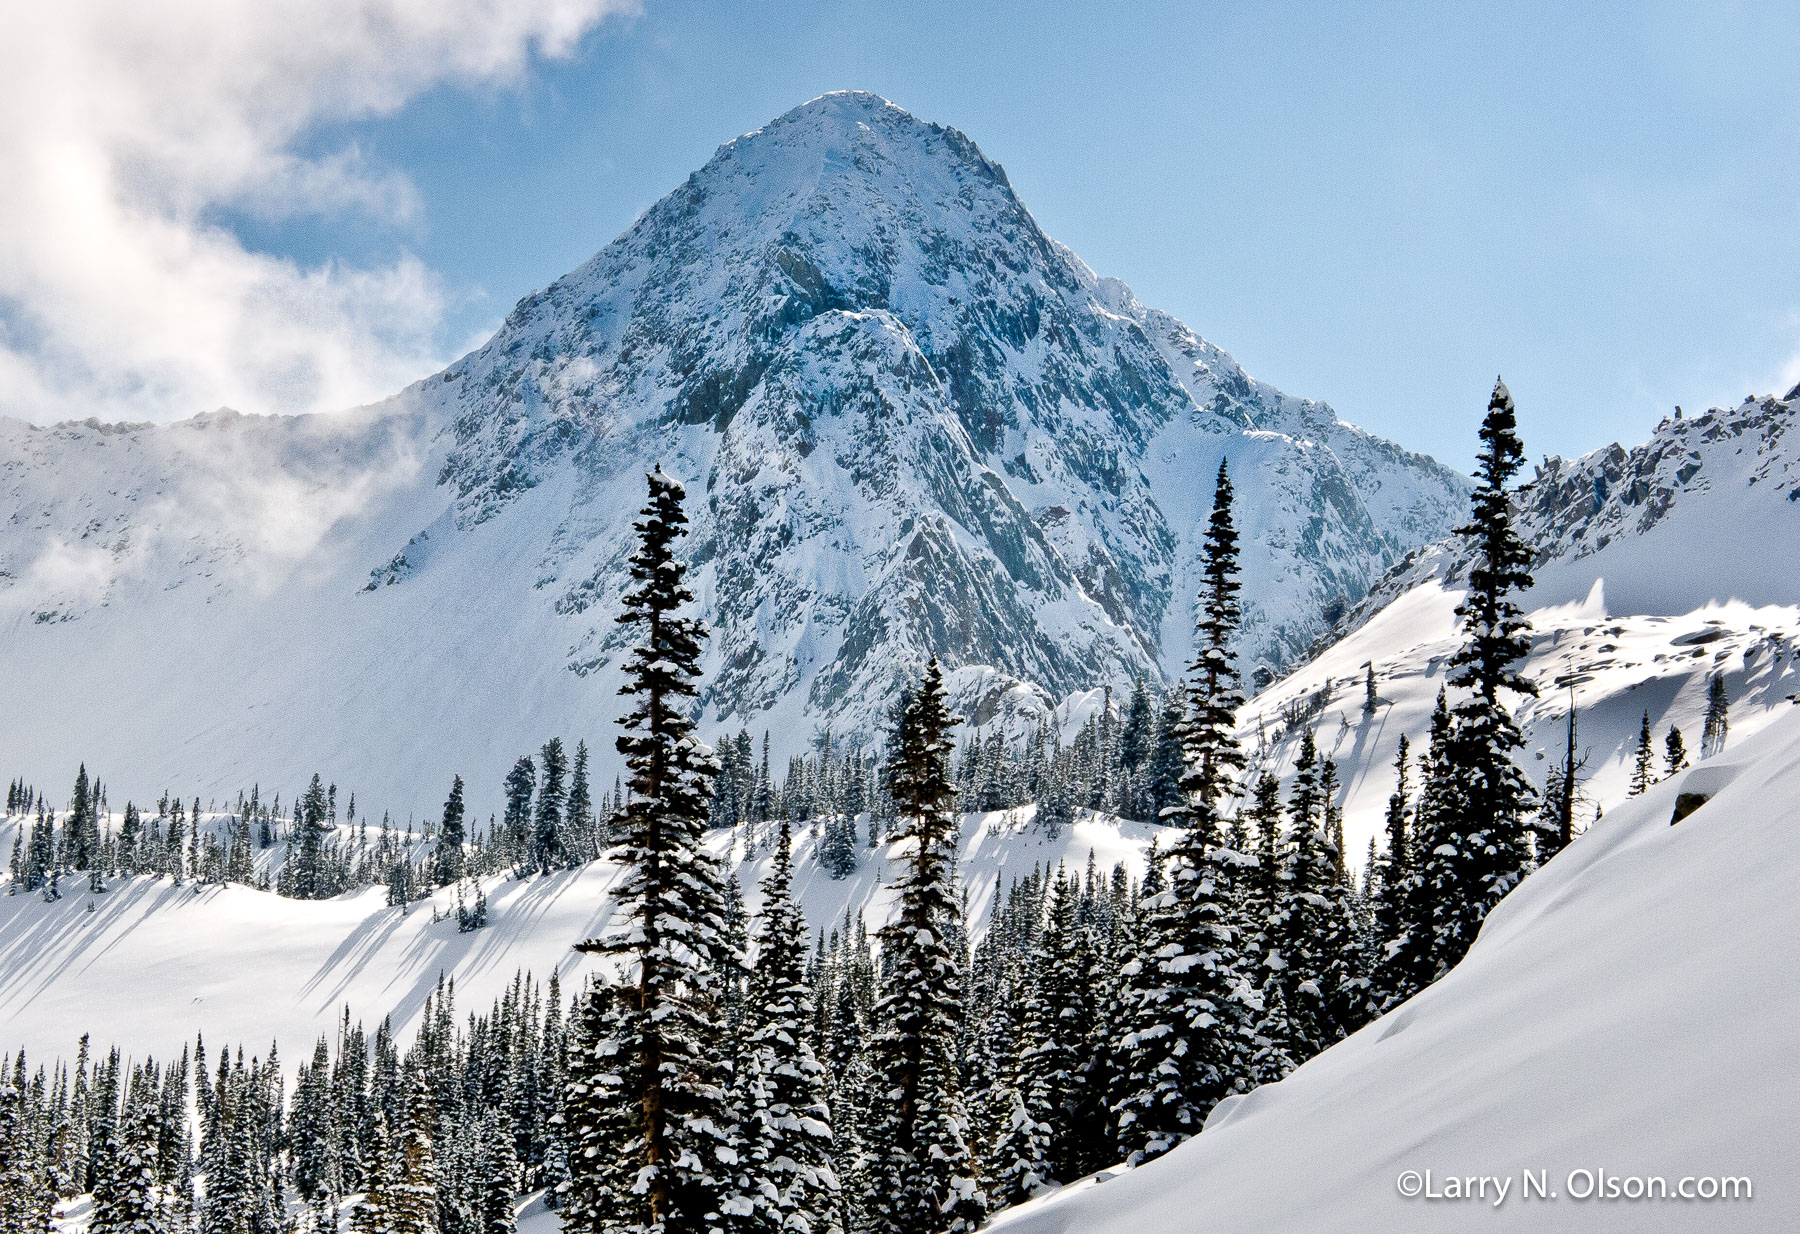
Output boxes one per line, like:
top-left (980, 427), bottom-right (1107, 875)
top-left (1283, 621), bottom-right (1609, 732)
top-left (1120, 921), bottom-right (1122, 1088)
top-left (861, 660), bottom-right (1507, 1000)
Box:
top-left (0, 95), bottom-right (1469, 809)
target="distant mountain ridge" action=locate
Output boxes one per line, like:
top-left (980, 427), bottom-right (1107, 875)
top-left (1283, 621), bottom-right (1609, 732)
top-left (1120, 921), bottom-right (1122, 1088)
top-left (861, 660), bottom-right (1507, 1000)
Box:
top-left (1332, 388), bottom-right (1800, 638)
top-left (0, 92), bottom-right (1467, 810)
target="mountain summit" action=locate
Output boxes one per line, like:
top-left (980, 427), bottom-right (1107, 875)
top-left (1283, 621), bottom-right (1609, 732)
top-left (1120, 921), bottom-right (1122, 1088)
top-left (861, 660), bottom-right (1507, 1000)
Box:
top-left (0, 93), bottom-right (1466, 804)
top-left (422, 91), bottom-right (1467, 728)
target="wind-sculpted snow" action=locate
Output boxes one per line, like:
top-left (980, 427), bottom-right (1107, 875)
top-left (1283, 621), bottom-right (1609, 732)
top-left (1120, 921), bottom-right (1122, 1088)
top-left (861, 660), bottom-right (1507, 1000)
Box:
top-left (0, 91), bottom-right (1465, 810)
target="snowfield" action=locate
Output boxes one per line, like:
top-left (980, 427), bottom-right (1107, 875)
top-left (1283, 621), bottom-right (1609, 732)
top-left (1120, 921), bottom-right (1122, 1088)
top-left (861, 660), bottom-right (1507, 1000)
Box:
top-left (0, 807), bottom-right (1152, 1068)
top-left (990, 704), bottom-right (1800, 1233)
top-left (1236, 578), bottom-right (1800, 865)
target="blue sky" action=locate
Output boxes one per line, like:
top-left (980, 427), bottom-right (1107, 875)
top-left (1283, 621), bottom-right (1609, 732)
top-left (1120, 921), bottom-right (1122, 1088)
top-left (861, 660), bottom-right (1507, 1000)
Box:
top-left (11, 1), bottom-right (1800, 470)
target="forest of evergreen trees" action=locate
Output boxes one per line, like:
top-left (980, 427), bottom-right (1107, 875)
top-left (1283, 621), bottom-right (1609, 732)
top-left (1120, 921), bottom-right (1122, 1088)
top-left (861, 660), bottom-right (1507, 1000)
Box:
top-left (0, 382), bottom-right (1736, 1233)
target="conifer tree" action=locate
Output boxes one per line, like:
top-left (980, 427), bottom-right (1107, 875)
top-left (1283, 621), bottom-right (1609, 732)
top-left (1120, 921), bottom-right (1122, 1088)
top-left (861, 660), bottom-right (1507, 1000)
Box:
top-left (388, 1077), bottom-right (440, 1234)
top-left (737, 820), bottom-right (840, 1234)
top-left (533, 739), bottom-right (570, 873)
top-left (1369, 737), bottom-right (1412, 1006)
top-left (566, 742), bottom-right (595, 862)
top-left (502, 759), bottom-right (535, 866)
top-left (1383, 690), bottom-right (1455, 1005)
top-left (556, 982), bottom-right (631, 1231)
top-left (1262, 732), bottom-right (1336, 1058)
top-left (570, 469), bottom-right (736, 1234)
top-left (476, 1108), bottom-right (520, 1234)
top-left (435, 776), bottom-right (466, 887)
top-left (862, 658), bottom-right (983, 1234)
top-left (1142, 690), bottom-right (1185, 822)
top-left (1416, 379), bottom-right (1537, 976)
top-left (1702, 674), bottom-right (1730, 756)
top-left (0, 1079), bottom-right (52, 1231)
top-left (1012, 866), bottom-right (1096, 1184)
top-left (291, 774), bottom-right (332, 900)
top-left (1111, 460), bottom-right (1255, 1165)
top-left (1663, 725), bottom-right (1688, 777)
top-left (91, 1101), bottom-right (166, 1234)
top-left (1629, 710), bottom-right (1656, 796)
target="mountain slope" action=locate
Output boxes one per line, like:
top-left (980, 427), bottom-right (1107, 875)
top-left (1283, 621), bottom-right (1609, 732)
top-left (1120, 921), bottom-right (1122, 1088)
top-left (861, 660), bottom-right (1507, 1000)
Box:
top-left (992, 705), bottom-right (1800, 1233)
top-left (0, 92), bottom-right (1466, 812)
top-left (1248, 391), bottom-right (1800, 867)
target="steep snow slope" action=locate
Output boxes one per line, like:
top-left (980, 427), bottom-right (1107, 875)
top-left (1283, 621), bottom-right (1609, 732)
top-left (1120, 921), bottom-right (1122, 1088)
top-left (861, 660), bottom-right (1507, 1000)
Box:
top-left (1249, 391), bottom-right (1800, 865)
top-left (0, 807), bottom-right (1150, 1068)
top-left (1237, 579), bottom-right (1800, 869)
top-left (1345, 391), bottom-right (1800, 626)
top-left (0, 91), bottom-right (1466, 817)
top-left (993, 706), bottom-right (1800, 1233)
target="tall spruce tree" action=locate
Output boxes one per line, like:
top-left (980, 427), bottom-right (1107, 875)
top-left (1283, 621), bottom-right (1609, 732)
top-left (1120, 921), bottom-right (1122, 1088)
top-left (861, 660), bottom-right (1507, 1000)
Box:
top-left (862, 658), bottom-right (983, 1234)
top-left (533, 739), bottom-right (570, 873)
top-left (569, 469), bottom-right (736, 1234)
top-left (501, 759), bottom-right (535, 867)
top-left (1111, 459), bottom-right (1256, 1166)
top-left (1629, 711), bottom-right (1656, 797)
top-left (567, 742), bottom-right (595, 862)
top-left (1417, 378), bottom-right (1537, 976)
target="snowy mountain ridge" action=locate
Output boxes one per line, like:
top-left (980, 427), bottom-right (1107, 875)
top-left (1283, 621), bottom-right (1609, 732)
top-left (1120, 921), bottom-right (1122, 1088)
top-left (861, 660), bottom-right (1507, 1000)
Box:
top-left (1336, 387), bottom-right (1800, 635)
top-left (0, 91), bottom-right (1468, 813)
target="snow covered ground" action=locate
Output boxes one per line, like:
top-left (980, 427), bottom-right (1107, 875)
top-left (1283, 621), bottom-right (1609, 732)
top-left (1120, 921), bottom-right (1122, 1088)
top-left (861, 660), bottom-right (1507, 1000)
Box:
top-left (991, 704), bottom-right (1800, 1233)
top-left (1233, 578), bottom-right (1800, 865)
top-left (0, 807), bottom-right (1152, 1068)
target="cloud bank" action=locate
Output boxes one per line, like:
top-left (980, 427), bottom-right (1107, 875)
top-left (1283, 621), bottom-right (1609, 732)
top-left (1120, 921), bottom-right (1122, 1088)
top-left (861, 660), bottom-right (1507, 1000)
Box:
top-left (0, 0), bottom-right (636, 424)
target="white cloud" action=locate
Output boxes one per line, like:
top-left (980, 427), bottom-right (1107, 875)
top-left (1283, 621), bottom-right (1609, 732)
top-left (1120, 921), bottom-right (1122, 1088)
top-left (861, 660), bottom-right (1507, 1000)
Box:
top-left (0, 0), bottom-right (637, 424)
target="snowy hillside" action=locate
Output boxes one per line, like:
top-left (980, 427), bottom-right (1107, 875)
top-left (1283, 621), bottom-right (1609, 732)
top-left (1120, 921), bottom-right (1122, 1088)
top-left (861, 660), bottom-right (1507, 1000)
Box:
top-left (0, 806), bottom-right (1151, 1068)
top-left (0, 91), bottom-right (1466, 817)
top-left (1236, 580), bottom-right (1800, 871)
top-left (1344, 389), bottom-right (1800, 624)
top-left (1251, 390), bottom-right (1800, 865)
top-left (990, 703), bottom-right (1800, 1233)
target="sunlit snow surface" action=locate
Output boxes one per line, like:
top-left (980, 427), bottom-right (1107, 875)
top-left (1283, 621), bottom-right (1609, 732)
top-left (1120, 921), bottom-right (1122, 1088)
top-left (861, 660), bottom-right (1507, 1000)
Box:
top-left (0, 806), bottom-right (1151, 1068)
top-left (987, 706), bottom-right (1800, 1233)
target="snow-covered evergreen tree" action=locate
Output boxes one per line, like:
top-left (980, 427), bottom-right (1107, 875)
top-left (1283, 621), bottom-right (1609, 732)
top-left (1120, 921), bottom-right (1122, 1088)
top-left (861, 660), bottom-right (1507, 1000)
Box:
top-left (1629, 710), bottom-right (1656, 796)
top-left (532, 739), bottom-right (570, 873)
top-left (861, 658), bottom-right (983, 1234)
top-left (1417, 379), bottom-right (1537, 976)
top-left (91, 1102), bottom-right (166, 1234)
top-left (570, 469), bottom-right (737, 1234)
top-left (435, 776), bottom-right (466, 886)
top-left (1111, 460), bottom-right (1255, 1166)
top-left (1663, 725), bottom-right (1688, 777)
top-left (736, 820), bottom-right (841, 1233)
top-left (387, 1077), bottom-right (440, 1234)
top-left (1702, 673), bottom-right (1730, 756)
